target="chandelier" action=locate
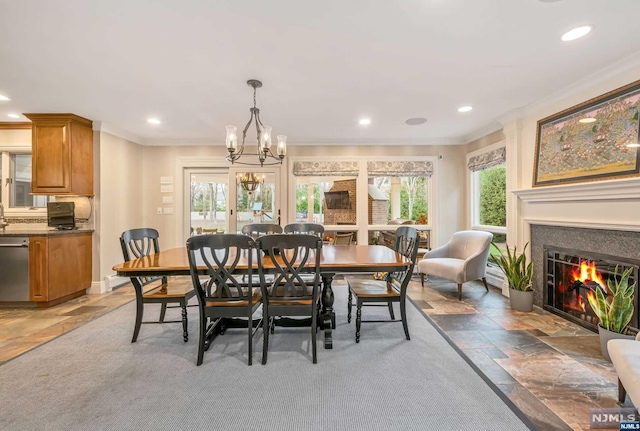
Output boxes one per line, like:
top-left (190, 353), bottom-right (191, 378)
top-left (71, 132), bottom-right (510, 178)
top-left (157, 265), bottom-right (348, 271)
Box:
top-left (226, 79), bottom-right (287, 166)
top-left (237, 172), bottom-right (264, 194)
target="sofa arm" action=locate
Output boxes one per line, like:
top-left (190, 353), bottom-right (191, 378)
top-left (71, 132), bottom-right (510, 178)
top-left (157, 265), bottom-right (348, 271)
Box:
top-left (422, 243), bottom-right (450, 259)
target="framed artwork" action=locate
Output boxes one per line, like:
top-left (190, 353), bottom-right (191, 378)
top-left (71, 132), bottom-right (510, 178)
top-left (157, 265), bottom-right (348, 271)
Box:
top-left (533, 79), bottom-right (640, 187)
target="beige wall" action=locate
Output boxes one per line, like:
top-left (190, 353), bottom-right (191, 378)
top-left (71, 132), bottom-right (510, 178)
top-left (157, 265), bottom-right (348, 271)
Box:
top-left (465, 130), bottom-right (505, 153)
top-left (0, 128), bottom-right (30, 146)
top-left (98, 132), bottom-right (145, 281)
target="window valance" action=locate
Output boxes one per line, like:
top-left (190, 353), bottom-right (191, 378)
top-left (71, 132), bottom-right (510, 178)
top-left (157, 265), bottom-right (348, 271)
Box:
top-left (292, 161), bottom-right (359, 176)
top-left (467, 147), bottom-right (506, 172)
top-left (367, 161), bottom-right (433, 177)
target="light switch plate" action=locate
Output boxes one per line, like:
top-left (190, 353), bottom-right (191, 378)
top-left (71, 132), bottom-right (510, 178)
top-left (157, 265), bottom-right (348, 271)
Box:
top-left (157, 207), bottom-right (163, 215)
top-left (160, 185), bottom-right (173, 193)
top-left (162, 196), bottom-right (173, 204)
top-left (160, 176), bottom-right (173, 184)
top-left (163, 207), bottom-right (173, 215)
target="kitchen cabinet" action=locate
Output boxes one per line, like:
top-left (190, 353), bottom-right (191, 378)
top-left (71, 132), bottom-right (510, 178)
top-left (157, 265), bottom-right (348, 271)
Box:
top-left (29, 232), bottom-right (92, 306)
top-left (23, 113), bottom-right (93, 195)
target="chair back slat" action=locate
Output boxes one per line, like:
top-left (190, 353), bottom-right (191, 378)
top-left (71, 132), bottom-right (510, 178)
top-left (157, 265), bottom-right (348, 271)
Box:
top-left (120, 228), bottom-right (163, 287)
top-left (256, 234), bottom-right (322, 301)
top-left (387, 226), bottom-right (419, 292)
top-left (283, 223), bottom-right (325, 237)
top-left (186, 234), bottom-right (256, 306)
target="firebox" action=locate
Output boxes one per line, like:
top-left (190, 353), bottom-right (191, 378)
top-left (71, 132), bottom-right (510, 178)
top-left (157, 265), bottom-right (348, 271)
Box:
top-left (544, 246), bottom-right (640, 332)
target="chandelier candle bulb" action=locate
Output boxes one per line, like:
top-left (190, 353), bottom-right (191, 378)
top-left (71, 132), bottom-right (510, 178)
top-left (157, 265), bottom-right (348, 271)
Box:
top-left (277, 135), bottom-right (287, 156)
top-left (226, 125), bottom-right (238, 151)
top-left (262, 125), bottom-right (272, 150)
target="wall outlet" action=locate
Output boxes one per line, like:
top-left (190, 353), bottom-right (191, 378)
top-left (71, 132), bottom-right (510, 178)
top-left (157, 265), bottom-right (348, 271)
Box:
top-left (163, 207), bottom-right (173, 215)
top-left (160, 176), bottom-right (173, 184)
top-left (162, 196), bottom-right (173, 204)
top-left (157, 207), bottom-right (163, 215)
top-left (160, 185), bottom-right (173, 193)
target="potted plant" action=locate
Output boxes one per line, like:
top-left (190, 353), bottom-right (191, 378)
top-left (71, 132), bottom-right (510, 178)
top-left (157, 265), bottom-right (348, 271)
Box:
top-left (488, 242), bottom-right (534, 312)
top-left (586, 265), bottom-right (635, 361)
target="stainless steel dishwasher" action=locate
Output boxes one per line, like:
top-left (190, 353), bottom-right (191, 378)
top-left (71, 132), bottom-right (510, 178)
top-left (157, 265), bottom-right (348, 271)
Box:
top-left (0, 237), bottom-right (30, 301)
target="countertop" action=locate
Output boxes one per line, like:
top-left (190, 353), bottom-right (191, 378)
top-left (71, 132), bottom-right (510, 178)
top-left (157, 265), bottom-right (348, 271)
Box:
top-left (0, 228), bottom-right (94, 237)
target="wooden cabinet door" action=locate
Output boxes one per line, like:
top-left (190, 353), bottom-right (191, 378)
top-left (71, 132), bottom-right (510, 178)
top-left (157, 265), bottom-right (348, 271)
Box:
top-left (31, 121), bottom-right (71, 193)
top-left (29, 236), bottom-right (49, 301)
top-left (47, 233), bottom-right (92, 299)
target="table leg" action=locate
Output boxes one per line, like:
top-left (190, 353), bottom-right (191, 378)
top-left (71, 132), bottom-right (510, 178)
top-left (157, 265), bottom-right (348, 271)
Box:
top-left (321, 273), bottom-right (335, 349)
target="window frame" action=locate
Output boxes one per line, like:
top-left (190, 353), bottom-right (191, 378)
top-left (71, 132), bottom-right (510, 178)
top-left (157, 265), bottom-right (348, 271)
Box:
top-left (467, 141), bottom-right (506, 235)
top-left (0, 147), bottom-right (47, 217)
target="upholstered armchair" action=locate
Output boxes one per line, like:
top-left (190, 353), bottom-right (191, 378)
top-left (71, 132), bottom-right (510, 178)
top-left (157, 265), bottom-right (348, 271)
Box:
top-left (608, 332), bottom-right (640, 408)
top-left (417, 230), bottom-right (493, 300)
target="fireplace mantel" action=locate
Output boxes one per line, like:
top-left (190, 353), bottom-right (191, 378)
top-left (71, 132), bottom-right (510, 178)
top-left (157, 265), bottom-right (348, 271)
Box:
top-left (524, 218), bottom-right (640, 233)
top-left (513, 177), bottom-right (640, 203)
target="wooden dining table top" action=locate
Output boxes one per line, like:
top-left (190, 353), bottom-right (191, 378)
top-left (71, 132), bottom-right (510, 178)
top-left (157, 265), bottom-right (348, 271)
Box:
top-left (113, 244), bottom-right (410, 276)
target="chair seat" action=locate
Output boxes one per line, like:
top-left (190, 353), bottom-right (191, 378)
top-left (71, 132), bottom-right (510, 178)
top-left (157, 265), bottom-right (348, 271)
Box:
top-left (346, 278), bottom-right (400, 298)
top-left (417, 257), bottom-right (465, 282)
top-left (143, 278), bottom-right (194, 299)
top-left (206, 290), bottom-right (262, 307)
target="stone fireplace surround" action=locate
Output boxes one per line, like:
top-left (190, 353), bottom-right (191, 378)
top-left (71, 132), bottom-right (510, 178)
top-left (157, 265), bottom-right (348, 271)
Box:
top-left (530, 224), bottom-right (640, 311)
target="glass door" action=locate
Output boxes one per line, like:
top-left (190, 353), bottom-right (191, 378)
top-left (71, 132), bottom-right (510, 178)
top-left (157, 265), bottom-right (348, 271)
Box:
top-left (186, 168), bottom-right (229, 236)
top-left (228, 167), bottom-right (281, 234)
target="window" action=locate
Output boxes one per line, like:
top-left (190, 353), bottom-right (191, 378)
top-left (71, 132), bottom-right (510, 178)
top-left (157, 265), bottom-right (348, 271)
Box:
top-left (468, 144), bottom-right (506, 279)
top-left (294, 177), bottom-right (357, 226)
top-left (0, 151), bottom-right (48, 210)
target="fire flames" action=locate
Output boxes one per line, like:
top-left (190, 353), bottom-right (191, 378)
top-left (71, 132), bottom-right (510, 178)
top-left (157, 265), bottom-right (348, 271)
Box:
top-left (566, 261), bottom-right (605, 313)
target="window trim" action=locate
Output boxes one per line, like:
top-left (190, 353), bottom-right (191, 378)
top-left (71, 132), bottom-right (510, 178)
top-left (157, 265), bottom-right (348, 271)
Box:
top-left (467, 141), bottom-right (506, 232)
top-left (0, 147), bottom-right (47, 217)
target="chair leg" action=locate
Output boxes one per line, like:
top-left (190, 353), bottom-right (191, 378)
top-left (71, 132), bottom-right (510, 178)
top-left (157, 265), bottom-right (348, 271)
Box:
top-left (248, 315), bottom-right (253, 366)
top-left (311, 306), bottom-right (318, 364)
top-left (347, 290), bottom-right (353, 323)
top-left (262, 308), bottom-right (269, 365)
top-left (196, 308), bottom-right (206, 366)
top-left (132, 299), bottom-right (144, 343)
top-left (420, 273), bottom-right (425, 287)
top-left (400, 298), bottom-right (410, 340)
top-left (159, 303), bottom-right (167, 322)
top-left (457, 283), bottom-right (462, 301)
top-left (181, 304), bottom-right (188, 342)
top-left (618, 378), bottom-right (627, 403)
top-left (387, 302), bottom-right (395, 320)
top-left (482, 277), bottom-right (489, 291)
top-left (355, 303), bottom-right (362, 343)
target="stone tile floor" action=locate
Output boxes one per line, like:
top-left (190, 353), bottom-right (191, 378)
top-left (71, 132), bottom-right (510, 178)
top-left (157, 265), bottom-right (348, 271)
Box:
top-left (407, 276), bottom-right (634, 431)
top-left (0, 277), bottom-right (634, 430)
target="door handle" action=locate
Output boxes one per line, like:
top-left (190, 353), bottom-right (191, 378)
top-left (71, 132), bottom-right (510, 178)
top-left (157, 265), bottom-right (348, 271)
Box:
top-left (0, 244), bottom-right (28, 247)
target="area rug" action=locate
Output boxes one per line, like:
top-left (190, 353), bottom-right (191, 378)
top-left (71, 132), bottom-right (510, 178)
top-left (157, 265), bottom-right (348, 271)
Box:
top-left (0, 282), bottom-right (534, 431)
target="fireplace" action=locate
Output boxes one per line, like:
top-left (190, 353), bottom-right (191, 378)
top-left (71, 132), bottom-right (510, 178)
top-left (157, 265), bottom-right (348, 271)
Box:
top-left (544, 246), bottom-right (640, 331)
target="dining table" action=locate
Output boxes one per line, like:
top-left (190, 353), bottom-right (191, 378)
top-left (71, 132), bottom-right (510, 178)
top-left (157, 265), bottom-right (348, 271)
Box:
top-left (113, 244), bottom-right (411, 349)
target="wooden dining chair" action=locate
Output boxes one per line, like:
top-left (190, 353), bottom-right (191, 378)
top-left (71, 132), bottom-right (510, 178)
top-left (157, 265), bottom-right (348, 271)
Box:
top-left (241, 223), bottom-right (283, 238)
top-left (186, 234), bottom-right (262, 366)
top-left (120, 228), bottom-right (195, 343)
top-left (333, 232), bottom-right (353, 245)
top-left (256, 234), bottom-right (323, 364)
top-left (345, 226), bottom-right (418, 342)
top-left (283, 222), bottom-right (325, 237)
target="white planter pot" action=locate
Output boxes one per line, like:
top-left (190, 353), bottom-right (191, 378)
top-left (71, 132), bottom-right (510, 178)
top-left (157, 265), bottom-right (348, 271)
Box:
top-left (509, 288), bottom-right (534, 312)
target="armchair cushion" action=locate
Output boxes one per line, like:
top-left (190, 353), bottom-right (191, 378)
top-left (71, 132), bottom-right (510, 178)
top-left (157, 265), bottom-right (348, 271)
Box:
top-left (417, 230), bottom-right (493, 299)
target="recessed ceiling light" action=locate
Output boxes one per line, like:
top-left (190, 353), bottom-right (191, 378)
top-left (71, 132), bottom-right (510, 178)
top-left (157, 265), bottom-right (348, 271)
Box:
top-left (405, 118), bottom-right (427, 125)
top-left (7, 113), bottom-right (21, 119)
top-left (561, 25), bottom-right (592, 42)
top-left (0, 94), bottom-right (10, 101)
top-left (457, 106), bottom-right (473, 113)
top-left (359, 118), bottom-right (371, 126)
top-left (147, 118), bottom-right (161, 125)
top-left (627, 143), bottom-right (640, 148)
top-left (579, 117), bottom-right (596, 124)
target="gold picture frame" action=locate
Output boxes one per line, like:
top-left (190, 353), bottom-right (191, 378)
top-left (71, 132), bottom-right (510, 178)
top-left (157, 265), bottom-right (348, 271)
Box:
top-left (533, 79), bottom-right (640, 187)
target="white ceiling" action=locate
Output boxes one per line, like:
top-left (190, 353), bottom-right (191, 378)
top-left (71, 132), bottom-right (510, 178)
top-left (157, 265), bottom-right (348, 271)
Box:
top-left (1, 0), bottom-right (640, 145)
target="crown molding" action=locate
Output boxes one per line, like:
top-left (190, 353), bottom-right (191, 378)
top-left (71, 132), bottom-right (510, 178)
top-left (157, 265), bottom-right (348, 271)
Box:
top-left (461, 121), bottom-right (503, 144)
top-left (0, 122), bottom-right (31, 129)
top-left (93, 121), bottom-right (146, 145)
top-left (144, 137), bottom-right (465, 146)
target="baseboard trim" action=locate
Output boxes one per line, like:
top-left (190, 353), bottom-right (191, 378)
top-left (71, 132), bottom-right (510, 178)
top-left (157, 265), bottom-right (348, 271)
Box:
top-left (86, 275), bottom-right (129, 295)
